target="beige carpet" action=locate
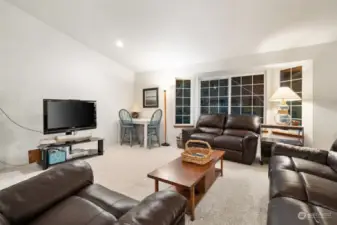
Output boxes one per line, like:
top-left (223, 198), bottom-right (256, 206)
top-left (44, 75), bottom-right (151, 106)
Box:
top-left (0, 145), bottom-right (269, 225)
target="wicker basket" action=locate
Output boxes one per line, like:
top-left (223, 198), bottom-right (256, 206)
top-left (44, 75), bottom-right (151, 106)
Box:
top-left (181, 140), bottom-right (213, 165)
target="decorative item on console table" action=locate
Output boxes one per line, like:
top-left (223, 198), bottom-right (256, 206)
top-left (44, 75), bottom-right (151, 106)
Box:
top-left (131, 104), bottom-right (140, 118)
top-left (260, 124), bottom-right (304, 165)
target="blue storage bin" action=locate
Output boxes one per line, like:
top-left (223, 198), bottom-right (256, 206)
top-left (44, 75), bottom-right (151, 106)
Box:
top-left (48, 149), bottom-right (66, 165)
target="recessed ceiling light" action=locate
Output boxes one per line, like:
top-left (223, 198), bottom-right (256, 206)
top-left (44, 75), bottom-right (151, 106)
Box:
top-left (116, 40), bottom-right (124, 48)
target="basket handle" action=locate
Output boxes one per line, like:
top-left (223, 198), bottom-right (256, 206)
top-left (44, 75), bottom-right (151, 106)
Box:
top-left (185, 140), bottom-right (212, 151)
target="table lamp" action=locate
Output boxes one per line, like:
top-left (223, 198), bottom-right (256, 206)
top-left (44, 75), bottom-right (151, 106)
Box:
top-left (131, 104), bottom-right (140, 118)
top-left (269, 87), bottom-right (301, 125)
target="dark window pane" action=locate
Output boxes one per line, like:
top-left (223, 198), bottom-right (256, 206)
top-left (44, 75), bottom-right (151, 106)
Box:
top-left (210, 97), bottom-right (219, 107)
top-left (242, 107), bottom-right (252, 115)
top-left (292, 100), bottom-right (301, 106)
top-left (176, 89), bottom-right (182, 97)
top-left (201, 80), bottom-right (209, 88)
top-left (231, 107), bottom-right (241, 115)
top-left (231, 97), bottom-right (241, 106)
top-left (292, 79), bottom-right (302, 92)
top-left (176, 98), bottom-right (182, 106)
top-left (281, 81), bottom-right (290, 87)
top-left (183, 98), bottom-right (191, 106)
top-left (176, 116), bottom-right (183, 124)
top-left (253, 107), bottom-right (264, 118)
top-left (201, 88), bottom-right (209, 97)
top-left (183, 116), bottom-right (190, 124)
top-left (253, 75), bottom-right (264, 84)
top-left (183, 107), bottom-right (190, 115)
top-left (219, 87), bottom-right (228, 96)
top-left (242, 96), bottom-right (252, 106)
top-left (220, 79), bottom-right (228, 86)
top-left (242, 85), bottom-right (252, 95)
top-left (210, 107), bottom-right (219, 114)
top-left (232, 77), bottom-right (241, 85)
top-left (176, 107), bottom-right (182, 115)
top-left (176, 80), bottom-right (183, 88)
top-left (200, 107), bottom-right (209, 114)
top-left (297, 92), bottom-right (302, 98)
top-left (242, 76), bottom-right (252, 85)
top-left (183, 89), bottom-right (190, 97)
top-left (219, 106), bottom-right (228, 114)
top-left (200, 98), bottom-right (209, 107)
top-left (219, 97), bottom-right (228, 106)
top-left (183, 80), bottom-right (191, 88)
top-left (210, 87), bottom-right (219, 96)
top-left (280, 70), bottom-right (291, 81)
top-left (253, 96), bottom-right (264, 106)
top-left (292, 71), bottom-right (302, 80)
top-left (210, 80), bottom-right (219, 87)
top-left (253, 84), bottom-right (264, 95)
top-left (231, 86), bottom-right (241, 96)
top-left (291, 106), bottom-right (302, 119)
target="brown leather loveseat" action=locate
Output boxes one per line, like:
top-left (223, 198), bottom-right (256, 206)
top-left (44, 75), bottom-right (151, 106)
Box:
top-left (0, 161), bottom-right (187, 225)
top-left (268, 142), bottom-right (337, 225)
top-left (182, 114), bottom-right (261, 165)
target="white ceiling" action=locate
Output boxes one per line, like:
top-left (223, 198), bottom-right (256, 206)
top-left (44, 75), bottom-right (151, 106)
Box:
top-left (6, 0), bottom-right (337, 72)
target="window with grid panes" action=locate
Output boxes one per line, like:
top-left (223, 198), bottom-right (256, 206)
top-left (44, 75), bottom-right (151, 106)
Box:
top-left (280, 66), bottom-right (302, 125)
top-left (175, 79), bottom-right (191, 124)
top-left (200, 79), bottom-right (229, 115)
top-left (230, 74), bottom-right (265, 122)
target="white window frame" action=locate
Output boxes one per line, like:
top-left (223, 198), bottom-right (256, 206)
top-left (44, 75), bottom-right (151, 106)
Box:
top-left (174, 77), bottom-right (194, 126)
top-left (196, 72), bottom-right (267, 121)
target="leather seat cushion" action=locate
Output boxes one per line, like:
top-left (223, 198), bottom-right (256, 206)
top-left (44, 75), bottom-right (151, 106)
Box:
top-left (77, 184), bottom-right (139, 219)
top-left (269, 156), bottom-right (295, 175)
top-left (213, 135), bottom-right (243, 151)
top-left (30, 196), bottom-right (118, 225)
top-left (301, 172), bottom-right (337, 211)
top-left (269, 170), bottom-right (307, 201)
top-left (190, 133), bottom-right (218, 146)
top-left (292, 158), bottom-right (337, 182)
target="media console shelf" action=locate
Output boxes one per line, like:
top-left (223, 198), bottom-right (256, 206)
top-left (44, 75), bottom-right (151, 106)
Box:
top-left (38, 137), bottom-right (104, 170)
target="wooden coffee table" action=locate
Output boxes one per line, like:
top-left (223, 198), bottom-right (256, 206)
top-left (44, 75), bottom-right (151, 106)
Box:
top-left (147, 150), bottom-right (225, 221)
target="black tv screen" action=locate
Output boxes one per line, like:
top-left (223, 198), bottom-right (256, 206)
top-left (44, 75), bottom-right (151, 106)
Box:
top-left (43, 99), bottom-right (97, 134)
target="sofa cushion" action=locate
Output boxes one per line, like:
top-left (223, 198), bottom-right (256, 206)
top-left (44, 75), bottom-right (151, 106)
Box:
top-left (77, 184), bottom-right (139, 219)
top-left (301, 173), bottom-right (337, 211)
top-left (267, 197), bottom-right (314, 225)
top-left (223, 129), bottom-right (256, 137)
top-left (269, 156), bottom-right (295, 175)
top-left (225, 114), bottom-right (260, 133)
top-left (292, 158), bottom-right (337, 182)
top-left (327, 151), bottom-right (337, 173)
top-left (213, 135), bottom-right (243, 151)
top-left (269, 170), bottom-right (307, 201)
top-left (196, 114), bottom-right (226, 135)
top-left (30, 196), bottom-right (118, 225)
top-left (190, 133), bottom-right (218, 146)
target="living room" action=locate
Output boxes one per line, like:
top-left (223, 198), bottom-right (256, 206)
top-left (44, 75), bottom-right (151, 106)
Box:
top-left (1, 0), bottom-right (337, 225)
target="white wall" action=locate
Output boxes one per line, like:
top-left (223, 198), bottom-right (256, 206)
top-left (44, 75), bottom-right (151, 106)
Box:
top-left (0, 0), bottom-right (135, 167)
top-left (134, 41), bottom-right (337, 149)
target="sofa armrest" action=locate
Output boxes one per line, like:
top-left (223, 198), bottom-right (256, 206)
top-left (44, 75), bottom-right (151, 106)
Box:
top-left (118, 190), bottom-right (187, 225)
top-left (242, 133), bottom-right (259, 165)
top-left (182, 128), bottom-right (199, 147)
top-left (271, 143), bottom-right (328, 165)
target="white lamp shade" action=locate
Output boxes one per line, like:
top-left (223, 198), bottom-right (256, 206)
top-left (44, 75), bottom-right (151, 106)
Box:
top-left (131, 104), bottom-right (141, 112)
top-left (269, 87), bottom-right (301, 102)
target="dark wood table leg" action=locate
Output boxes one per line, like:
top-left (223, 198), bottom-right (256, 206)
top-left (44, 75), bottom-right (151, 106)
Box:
top-left (190, 185), bottom-right (195, 221)
top-left (220, 158), bottom-right (223, 177)
top-left (155, 180), bottom-right (159, 192)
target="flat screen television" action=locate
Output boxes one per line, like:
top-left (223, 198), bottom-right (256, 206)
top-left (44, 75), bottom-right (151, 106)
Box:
top-left (43, 99), bottom-right (97, 134)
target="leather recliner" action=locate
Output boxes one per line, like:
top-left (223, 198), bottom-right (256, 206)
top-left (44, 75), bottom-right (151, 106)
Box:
top-left (268, 141), bottom-right (337, 225)
top-left (182, 114), bottom-right (260, 165)
top-left (0, 161), bottom-right (187, 225)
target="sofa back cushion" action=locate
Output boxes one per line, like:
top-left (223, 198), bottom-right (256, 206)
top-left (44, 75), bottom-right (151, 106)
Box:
top-left (225, 114), bottom-right (260, 133)
top-left (0, 161), bottom-right (93, 225)
top-left (196, 114), bottom-right (226, 135)
top-left (328, 151), bottom-right (337, 172)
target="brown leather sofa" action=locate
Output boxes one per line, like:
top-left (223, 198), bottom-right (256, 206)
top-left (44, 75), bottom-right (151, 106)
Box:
top-left (0, 161), bottom-right (187, 225)
top-left (182, 114), bottom-right (260, 165)
top-left (268, 142), bottom-right (337, 225)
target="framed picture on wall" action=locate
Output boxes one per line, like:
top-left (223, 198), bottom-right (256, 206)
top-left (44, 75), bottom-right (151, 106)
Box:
top-left (143, 88), bottom-right (159, 108)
